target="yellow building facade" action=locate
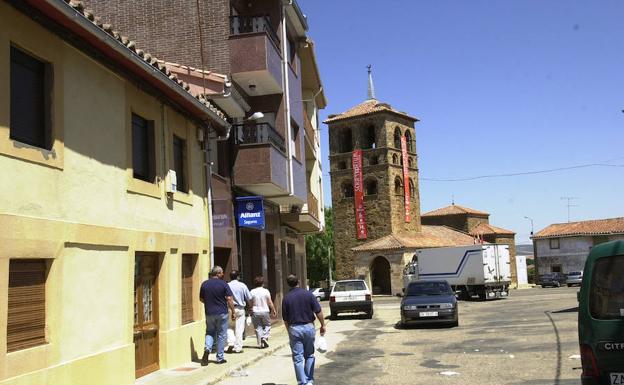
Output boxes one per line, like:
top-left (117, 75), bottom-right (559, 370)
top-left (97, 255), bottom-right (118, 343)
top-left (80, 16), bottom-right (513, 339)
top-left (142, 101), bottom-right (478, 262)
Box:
top-left (0, 1), bottom-right (228, 383)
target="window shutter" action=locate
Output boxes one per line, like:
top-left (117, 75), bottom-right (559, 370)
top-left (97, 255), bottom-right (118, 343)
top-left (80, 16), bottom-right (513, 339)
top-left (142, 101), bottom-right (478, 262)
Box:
top-left (8, 260), bottom-right (47, 352)
top-left (181, 255), bottom-right (195, 324)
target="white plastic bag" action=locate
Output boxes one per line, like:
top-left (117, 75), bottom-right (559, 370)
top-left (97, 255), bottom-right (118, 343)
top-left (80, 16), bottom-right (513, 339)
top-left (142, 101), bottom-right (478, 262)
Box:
top-left (246, 316), bottom-right (252, 326)
top-left (315, 335), bottom-right (327, 353)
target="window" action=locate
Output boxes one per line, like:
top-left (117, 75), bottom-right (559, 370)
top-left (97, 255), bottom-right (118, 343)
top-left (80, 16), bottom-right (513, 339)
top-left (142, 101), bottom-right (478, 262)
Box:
top-left (363, 125), bottom-right (376, 149)
top-left (339, 128), bottom-right (353, 153)
top-left (393, 127), bottom-right (401, 148)
top-left (287, 243), bottom-right (296, 274)
top-left (394, 177), bottom-right (403, 195)
top-left (132, 113), bottom-right (156, 182)
top-left (549, 238), bottom-right (560, 249)
top-left (8, 259), bottom-right (47, 352)
top-left (392, 154), bottom-right (399, 164)
top-left (173, 135), bottom-right (188, 193)
top-left (404, 130), bottom-right (413, 152)
top-left (590, 255), bottom-right (624, 320)
top-left (408, 157), bottom-right (413, 168)
top-left (10, 46), bottom-right (52, 150)
top-left (364, 178), bottom-right (378, 195)
top-left (369, 155), bottom-right (378, 165)
top-left (337, 161), bottom-right (347, 170)
top-left (409, 179), bottom-right (415, 198)
top-left (181, 254), bottom-right (197, 324)
top-left (291, 122), bottom-right (301, 160)
top-left (342, 182), bottom-right (354, 198)
top-left (551, 265), bottom-right (562, 273)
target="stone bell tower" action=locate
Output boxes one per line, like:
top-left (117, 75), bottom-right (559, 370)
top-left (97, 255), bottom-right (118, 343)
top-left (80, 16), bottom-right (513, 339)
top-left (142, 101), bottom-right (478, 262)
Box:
top-left (325, 67), bottom-right (421, 280)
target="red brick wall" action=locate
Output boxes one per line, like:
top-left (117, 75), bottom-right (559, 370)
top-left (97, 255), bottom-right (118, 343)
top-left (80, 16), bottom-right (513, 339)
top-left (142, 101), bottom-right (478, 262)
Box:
top-left (82, 0), bottom-right (231, 74)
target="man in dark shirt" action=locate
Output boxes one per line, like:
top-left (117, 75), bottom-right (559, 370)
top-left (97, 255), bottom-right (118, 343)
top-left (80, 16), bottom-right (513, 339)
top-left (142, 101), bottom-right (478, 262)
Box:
top-left (199, 266), bottom-right (235, 366)
top-left (282, 274), bottom-right (326, 385)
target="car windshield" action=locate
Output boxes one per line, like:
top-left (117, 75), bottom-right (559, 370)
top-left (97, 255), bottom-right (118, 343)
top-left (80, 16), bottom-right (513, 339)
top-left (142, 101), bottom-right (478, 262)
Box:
top-left (407, 282), bottom-right (452, 296)
top-left (333, 281), bottom-right (366, 292)
top-left (541, 273), bottom-right (555, 278)
top-left (589, 255), bottom-right (624, 320)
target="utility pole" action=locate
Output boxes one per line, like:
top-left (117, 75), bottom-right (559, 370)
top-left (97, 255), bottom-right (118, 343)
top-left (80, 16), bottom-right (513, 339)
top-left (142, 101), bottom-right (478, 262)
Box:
top-left (524, 215), bottom-right (537, 283)
top-left (327, 244), bottom-right (333, 287)
top-left (560, 197), bottom-right (579, 223)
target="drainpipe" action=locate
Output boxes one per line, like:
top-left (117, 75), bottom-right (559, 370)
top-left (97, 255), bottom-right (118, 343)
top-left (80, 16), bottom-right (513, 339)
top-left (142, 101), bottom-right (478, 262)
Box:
top-left (201, 125), bottom-right (216, 269)
top-left (281, 0), bottom-right (295, 197)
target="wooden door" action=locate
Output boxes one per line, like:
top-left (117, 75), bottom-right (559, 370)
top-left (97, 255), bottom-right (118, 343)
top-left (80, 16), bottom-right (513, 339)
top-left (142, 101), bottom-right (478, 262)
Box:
top-left (134, 254), bottom-right (159, 378)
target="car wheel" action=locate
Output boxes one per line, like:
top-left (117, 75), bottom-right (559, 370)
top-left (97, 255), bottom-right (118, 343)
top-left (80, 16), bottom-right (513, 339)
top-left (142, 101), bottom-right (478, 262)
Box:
top-left (541, 285), bottom-right (546, 288)
top-left (567, 284), bottom-right (572, 287)
top-left (555, 281), bottom-right (560, 288)
top-left (330, 311), bottom-right (337, 320)
top-left (366, 308), bottom-right (374, 319)
top-left (452, 319), bottom-right (459, 327)
top-left (316, 296), bottom-right (322, 301)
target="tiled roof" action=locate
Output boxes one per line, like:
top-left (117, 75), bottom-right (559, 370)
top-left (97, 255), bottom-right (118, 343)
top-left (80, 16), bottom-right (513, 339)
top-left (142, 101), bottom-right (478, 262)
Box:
top-left (469, 222), bottom-right (515, 236)
top-left (533, 217), bottom-right (624, 239)
top-left (352, 226), bottom-right (476, 252)
top-left (61, 0), bottom-right (228, 123)
top-left (422, 204), bottom-right (489, 217)
top-left (323, 99), bottom-right (418, 124)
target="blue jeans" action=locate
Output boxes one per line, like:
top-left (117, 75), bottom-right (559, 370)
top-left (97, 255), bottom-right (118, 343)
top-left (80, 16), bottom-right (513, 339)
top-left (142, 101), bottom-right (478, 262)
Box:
top-left (205, 313), bottom-right (229, 361)
top-left (288, 323), bottom-right (316, 385)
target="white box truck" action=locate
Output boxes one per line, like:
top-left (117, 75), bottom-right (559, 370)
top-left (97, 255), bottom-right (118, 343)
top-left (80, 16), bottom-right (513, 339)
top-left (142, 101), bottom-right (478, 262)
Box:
top-left (403, 244), bottom-right (511, 300)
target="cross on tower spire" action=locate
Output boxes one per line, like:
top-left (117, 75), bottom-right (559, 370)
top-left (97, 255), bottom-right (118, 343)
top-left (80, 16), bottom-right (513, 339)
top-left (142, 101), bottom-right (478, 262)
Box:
top-left (367, 64), bottom-right (376, 100)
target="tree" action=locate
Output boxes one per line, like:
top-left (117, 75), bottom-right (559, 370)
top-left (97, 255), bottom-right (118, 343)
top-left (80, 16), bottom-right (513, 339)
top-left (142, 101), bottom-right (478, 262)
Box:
top-left (306, 207), bottom-right (334, 287)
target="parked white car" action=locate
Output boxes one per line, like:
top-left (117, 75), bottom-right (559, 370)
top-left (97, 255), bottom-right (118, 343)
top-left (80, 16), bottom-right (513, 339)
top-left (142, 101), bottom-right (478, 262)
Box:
top-left (565, 271), bottom-right (583, 287)
top-left (309, 287), bottom-right (330, 301)
top-left (329, 279), bottom-right (373, 319)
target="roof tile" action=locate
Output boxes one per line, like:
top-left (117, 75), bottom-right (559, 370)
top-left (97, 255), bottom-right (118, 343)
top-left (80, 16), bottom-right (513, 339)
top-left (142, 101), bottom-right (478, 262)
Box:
top-left (533, 217), bottom-right (624, 239)
top-left (422, 204), bottom-right (489, 217)
top-left (323, 99), bottom-right (418, 124)
top-left (469, 222), bottom-right (515, 236)
top-left (352, 225), bottom-right (476, 252)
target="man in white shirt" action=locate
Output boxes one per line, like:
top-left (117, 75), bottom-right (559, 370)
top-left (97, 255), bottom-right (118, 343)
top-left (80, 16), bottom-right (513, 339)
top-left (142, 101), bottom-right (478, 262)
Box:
top-left (227, 270), bottom-right (251, 353)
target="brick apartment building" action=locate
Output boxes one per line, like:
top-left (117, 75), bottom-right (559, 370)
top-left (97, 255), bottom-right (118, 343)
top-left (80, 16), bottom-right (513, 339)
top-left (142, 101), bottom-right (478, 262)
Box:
top-left (83, 0), bottom-right (327, 306)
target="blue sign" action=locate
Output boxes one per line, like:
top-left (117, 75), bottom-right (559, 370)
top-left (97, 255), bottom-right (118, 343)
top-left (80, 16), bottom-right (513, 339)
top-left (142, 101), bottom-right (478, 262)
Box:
top-left (235, 196), bottom-right (265, 230)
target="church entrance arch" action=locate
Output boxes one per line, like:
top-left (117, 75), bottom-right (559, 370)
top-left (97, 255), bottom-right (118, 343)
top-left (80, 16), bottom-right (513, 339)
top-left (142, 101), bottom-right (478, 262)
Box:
top-left (370, 256), bottom-right (392, 295)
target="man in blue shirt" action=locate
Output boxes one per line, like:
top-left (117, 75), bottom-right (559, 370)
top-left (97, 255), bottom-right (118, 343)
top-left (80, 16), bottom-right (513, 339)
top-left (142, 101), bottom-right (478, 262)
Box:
top-left (282, 274), bottom-right (326, 385)
top-left (200, 266), bottom-right (235, 366)
top-left (227, 270), bottom-right (251, 353)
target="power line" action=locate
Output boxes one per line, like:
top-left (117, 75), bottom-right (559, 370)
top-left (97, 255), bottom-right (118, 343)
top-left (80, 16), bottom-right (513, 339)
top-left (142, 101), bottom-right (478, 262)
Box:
top-left (420, 158), bottom-right (624, 182)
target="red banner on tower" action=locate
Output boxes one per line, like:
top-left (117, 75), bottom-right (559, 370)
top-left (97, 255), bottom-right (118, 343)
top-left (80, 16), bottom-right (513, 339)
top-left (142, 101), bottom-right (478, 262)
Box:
top-left (352, 150), bottom-right (368, 239)
top-left (401, 136), bottom-right (411, 223)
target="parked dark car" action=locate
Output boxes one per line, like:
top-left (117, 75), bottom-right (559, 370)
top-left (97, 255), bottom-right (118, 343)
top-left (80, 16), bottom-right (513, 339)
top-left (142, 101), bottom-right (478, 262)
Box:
top-left (539, 272), bottom-right (567, 288)
top-left (400, 280), bottom-right (458, 327)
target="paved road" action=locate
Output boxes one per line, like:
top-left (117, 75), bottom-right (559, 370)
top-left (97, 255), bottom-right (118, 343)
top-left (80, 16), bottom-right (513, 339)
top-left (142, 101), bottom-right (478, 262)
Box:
top-left (215, 287), bottom-right (581, 385)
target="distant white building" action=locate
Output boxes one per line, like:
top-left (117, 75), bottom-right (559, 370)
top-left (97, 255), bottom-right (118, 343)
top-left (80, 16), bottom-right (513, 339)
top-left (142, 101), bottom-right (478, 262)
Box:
top-left (532, 217), bottom-right (624, 274)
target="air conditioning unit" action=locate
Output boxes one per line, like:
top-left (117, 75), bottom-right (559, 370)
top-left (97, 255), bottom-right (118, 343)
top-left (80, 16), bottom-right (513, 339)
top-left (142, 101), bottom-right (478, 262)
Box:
top-left (166, 170), bottom-right (177, 194)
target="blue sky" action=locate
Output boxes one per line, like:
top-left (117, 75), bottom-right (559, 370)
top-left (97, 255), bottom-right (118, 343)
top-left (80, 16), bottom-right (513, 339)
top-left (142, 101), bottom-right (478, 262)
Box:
top-left (300, 0), bottom-right (624, 243)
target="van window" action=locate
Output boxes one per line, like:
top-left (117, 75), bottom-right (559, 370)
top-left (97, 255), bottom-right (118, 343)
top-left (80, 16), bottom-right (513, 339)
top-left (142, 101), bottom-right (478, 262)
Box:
top-left (334, 281), bottom-right (366, 292)
top-left (589, 255), bottom-right (624, 320)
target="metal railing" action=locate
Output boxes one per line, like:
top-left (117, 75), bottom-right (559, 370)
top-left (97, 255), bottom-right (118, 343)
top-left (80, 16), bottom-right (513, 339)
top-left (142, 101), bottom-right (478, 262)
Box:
top-left (230, 15), bottom-right (280, 48)
top-left (234, 122), bottom-right (286, 153)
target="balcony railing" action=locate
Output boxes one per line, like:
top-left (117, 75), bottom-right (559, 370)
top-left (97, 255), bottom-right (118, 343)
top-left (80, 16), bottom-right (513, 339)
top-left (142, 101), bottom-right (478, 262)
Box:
top-left (306, 192), bottom-right (320, 221)
top-left (234, 122), bottom-right (286, 153)
top-left (230, 15), bottom-right (280, 49)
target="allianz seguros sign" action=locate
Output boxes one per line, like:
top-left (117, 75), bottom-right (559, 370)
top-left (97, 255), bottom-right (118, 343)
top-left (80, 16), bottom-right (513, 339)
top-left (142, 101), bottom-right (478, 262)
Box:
top-left (235, 196), bottom-right (265, 230)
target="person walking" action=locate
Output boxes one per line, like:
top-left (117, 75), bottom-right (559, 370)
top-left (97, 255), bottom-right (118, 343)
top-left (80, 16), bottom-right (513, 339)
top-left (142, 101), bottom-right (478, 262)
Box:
top-left (199, 266), bottom-right (235, 366)
top-left (227, 270), bottom-right (251, 353)
top-left (282, 274), bottom-right (326, 385)
top-left (250, 275), bottom-right (277, 348)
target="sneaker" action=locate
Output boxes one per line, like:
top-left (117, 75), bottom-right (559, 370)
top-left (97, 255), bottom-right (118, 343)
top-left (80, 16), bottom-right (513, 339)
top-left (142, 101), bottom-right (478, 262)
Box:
top-left (261, 338), bottom-right (269, 349)
top-left (216, 359), bottom-right (228, 365)
top-left (226, 346), bottom-right (234, 353)
top-left (201, 350), bottom-right (210, 366)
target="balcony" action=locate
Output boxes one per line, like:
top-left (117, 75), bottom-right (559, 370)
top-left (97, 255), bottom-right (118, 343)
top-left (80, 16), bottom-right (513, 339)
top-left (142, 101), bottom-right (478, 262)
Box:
top-left (281, 193), bottom-right (323, 234)
top-left (229, 15), bottom-right (283, 96)
top-left (233, 123), bottom-right (292, 201)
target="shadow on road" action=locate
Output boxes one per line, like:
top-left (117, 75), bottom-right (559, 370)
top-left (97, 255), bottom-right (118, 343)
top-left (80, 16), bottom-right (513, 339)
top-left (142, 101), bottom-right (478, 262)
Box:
top-left (393, 321), bottom-right (456, 330)
top-left (545, 310), bottom-right (563, 385)
top-left (551, 306), bottom-right (579, 314)
top-left (329, 313), bottom-right (368, 321)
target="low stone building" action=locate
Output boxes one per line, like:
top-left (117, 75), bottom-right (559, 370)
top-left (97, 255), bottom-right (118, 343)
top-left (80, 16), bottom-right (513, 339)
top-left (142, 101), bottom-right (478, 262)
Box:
top-left (351, 226), bottom-right (475, 295)
top-left (532, 217), bottom-right (624, 274)
top-left (422, 204), bottom-right (518, 287)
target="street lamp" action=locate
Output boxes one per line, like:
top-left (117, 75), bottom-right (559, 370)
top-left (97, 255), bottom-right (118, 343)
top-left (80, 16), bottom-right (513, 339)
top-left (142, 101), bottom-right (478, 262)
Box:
top-left (523, 216), bottom-right (534, 236)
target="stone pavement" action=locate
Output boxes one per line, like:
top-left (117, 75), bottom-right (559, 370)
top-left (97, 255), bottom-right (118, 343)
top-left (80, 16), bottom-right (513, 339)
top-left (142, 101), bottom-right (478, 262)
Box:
top-left (135, 323), bottom-right (292, 385)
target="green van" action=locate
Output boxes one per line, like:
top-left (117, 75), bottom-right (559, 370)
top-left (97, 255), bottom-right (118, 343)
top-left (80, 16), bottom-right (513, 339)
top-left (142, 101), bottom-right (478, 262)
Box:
top-left (578, 240), bottom-right (624, 385)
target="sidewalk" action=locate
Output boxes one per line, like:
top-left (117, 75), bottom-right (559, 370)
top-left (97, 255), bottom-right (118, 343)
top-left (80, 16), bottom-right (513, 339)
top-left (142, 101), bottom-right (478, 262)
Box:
top-left (136, 323), bottom-right (291, 385)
